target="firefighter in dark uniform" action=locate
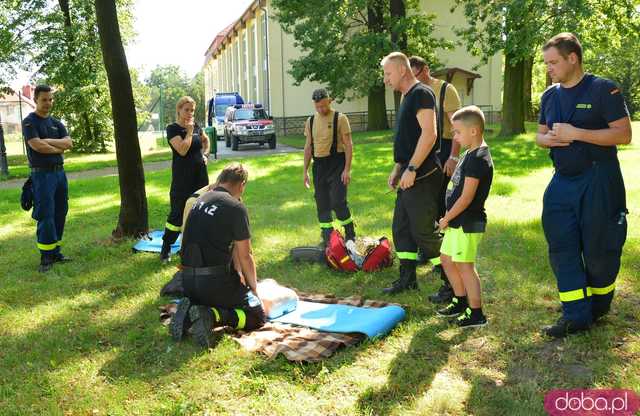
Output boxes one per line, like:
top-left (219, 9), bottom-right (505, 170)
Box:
top-left (160, 96), bottom-right (211, 262)
top-left (381, 52), bottom-right (444, 294)
top-left (22, 85), bottom-right (74, 273)
top-left (537, 33), bottom-right (632, 338)
top-left (303, 88), bottom-right (356, 246)
top-left (410, 55), bottom-right (463, 304)
top-left (169, 163), bottom-right (266, 347)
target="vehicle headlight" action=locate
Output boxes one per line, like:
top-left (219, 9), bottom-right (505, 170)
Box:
top-left (264, 125), bottom-right (274, 131)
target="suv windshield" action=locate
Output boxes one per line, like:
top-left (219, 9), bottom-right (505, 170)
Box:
top-left (234, 109), bottom-right (267, 121)
top-left (215, 104), bottom-right (231, 116)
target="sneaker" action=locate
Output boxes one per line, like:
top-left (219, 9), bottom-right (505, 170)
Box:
top-left (456, 308), bottom-right (488, 329)
top-left (170, 297), bottom-right (192, 341)
top-left (189, 305), bottom-right (221, 348)
top-left (542, 317), bottom-right (590, 339)
top-left (437, 297), bottom-right (466, 317)
top-left (429, 283), bottom-right (454, 304)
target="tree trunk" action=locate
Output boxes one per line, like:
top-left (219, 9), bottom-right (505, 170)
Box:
top-left (367, 0), bottom-right (388, 130)
top-left (523, 57), bottom-right (533, 121)
top-left (368, 84), bottom-right (389, 130)
top-left (499, 52), bottom-right (526, 136)
top-left (94, 0), bottom-right (148, 237)
top-left (390, 0), bottom-right (407, 113)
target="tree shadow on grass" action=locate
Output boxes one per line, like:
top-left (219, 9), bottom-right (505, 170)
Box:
top-left (460, 220), bottom-right (640, 415)
top-left (355, 321), bottom-right (470, 415)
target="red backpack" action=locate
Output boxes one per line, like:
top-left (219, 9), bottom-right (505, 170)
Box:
top-left (325, 230), bottom-right (393, 272)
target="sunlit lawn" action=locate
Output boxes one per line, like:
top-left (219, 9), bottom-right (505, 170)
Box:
top-left (0, 124), bottom-right (638, 415)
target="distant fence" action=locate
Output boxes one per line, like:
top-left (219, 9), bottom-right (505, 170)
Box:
top-left (274, 106), bottom-right (502, 137)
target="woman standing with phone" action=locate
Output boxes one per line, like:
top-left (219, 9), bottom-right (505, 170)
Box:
top-left (160, 96), bottom-right (210, 262)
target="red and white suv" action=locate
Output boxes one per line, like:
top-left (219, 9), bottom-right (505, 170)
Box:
top-left (224, 104), bottom-right (276, 151)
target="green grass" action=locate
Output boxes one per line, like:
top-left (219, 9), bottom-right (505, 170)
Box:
top-left (0, 123), bottom-right (638, 415)
top-left (2, 148), bottom-right (174, 181)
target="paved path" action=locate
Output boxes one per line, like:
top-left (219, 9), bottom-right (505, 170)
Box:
top-left (0, 141), bottom-right (301, 190)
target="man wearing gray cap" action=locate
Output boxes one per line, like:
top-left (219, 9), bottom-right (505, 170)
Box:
top-left (303, 88), bottom-right (356, 247)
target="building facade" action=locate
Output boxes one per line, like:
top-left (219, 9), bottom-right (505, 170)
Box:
top-left (203, 0), bottom-right (503, 134)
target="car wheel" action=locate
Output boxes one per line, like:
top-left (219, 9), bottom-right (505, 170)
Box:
top-left (232, 136), bottom-right (239, 151)
top-left (268, 135), bottom-right (276, 149)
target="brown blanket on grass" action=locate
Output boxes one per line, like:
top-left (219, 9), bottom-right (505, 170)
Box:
top-left (159, 291), bottom-right (400, 362)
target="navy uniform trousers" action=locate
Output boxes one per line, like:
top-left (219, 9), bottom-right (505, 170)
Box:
top-left (31, 169), bottom-right (68, 258)
top-left (542, 159), bottom-right (627, 326)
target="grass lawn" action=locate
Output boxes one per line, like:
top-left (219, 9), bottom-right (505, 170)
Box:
top-left (0, 123), bottom-right (638, 415)
top-left (1, 147), bottom-right (174, 181)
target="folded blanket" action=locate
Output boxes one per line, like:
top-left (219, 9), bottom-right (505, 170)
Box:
top-left (159, 291), bottom-right (402, 362)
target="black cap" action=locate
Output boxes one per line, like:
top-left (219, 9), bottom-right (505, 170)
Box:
top-left (312, 88), bottom-right (330, 102)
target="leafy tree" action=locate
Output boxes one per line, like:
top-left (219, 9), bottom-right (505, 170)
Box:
top-left (95, 0), bottom-right (148, 237)
top-left (0, 0), bottom-right (135, 152)
top-left (452, 0), bottom-right (593, 136)
top-left (580, 4), bottom-right (640, 118)
top-left (272, 0), bottom-right (451, 130)
top-left (453, 0), bottom-right (639, 135)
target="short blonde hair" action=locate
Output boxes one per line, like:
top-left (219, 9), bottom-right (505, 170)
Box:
top-left (217, 162), bottom-right (249, 185)
top-left (380, 51), bottom-right (411, 70)
top-left (175, 96), bottom-right (196, 119)
top-left (452, 105), bottom-right (485, 133)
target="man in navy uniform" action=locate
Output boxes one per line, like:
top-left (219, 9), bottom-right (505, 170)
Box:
top-left (537, 33), bottom-right (632, 338)
top-left (22, 85), bottom-right (74, 273)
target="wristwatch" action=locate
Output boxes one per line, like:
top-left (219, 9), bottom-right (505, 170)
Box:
top-left (407, 165), bottom-right (417, 172)
top-left (449, 156), bottom-right (459, 162)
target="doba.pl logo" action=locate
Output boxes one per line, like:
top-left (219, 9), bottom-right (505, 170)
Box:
top-left (545, 389), bottom-right (640, 415)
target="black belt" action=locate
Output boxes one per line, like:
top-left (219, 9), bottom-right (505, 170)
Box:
top-left (31, 165), bottom-right (64, 173)
top-left (181, 264), bottom-right (230, 276)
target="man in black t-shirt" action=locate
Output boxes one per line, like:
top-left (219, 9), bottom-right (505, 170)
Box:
top-left (537, 33), bottom-right (632, 338)
top-left (22, 85), bottom-right (74, 273)
top-left (380, 52), bottom-right (444, 294)
top-left (435, 106), bottom-right (493, 329)
top-left (170, 163), bottom-right (265, 347)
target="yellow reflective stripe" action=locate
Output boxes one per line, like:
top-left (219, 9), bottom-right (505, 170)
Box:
top-left (337, 217), bottom-right (353, 226)
top-left (165, 222), bottom-right (181, 232)
top-left (591, 283), bottom-right (616, 296)
top-left (397, 252), bottom-right (418, 260)
top-left (319, 222), bottom-right (334, 229)
top-left (340, 255), bottom-right (350, 264)
top-left (559, 287), bottom-right (592, 302)
top-left (430, 257), bottom-right (441, 266)
top-left (235, 309), bottom-right (246, 329)
top-left (56, 241), bottom-right (62, 247)
top-left (211, 307), bottom-right (221, 323)
top-left (37, 242), bottom-right (58, 251)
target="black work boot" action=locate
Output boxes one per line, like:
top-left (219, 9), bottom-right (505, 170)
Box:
top-left (383, 261), bottom-right (418, 294)
top-left (53, 253), bottom-right (72, 263)
top-left (319, 228), bottom-right (333, 249)
top-left (39, 253), bottom-right (56, 273)
top-left (429, 266), bottom-right (454, 304)
top-left (159, 240), bottom-right (171, 263)
top-left (170, 297), bottom-right (192, 341)
top-left (542, 317), bottom-right (590, 339)
top-left (189, 305), bottom-right (222, 348)
top-left (429, 282), bottom-right (454, 304)
top-left (343, 222), bottom-right (356, 242)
